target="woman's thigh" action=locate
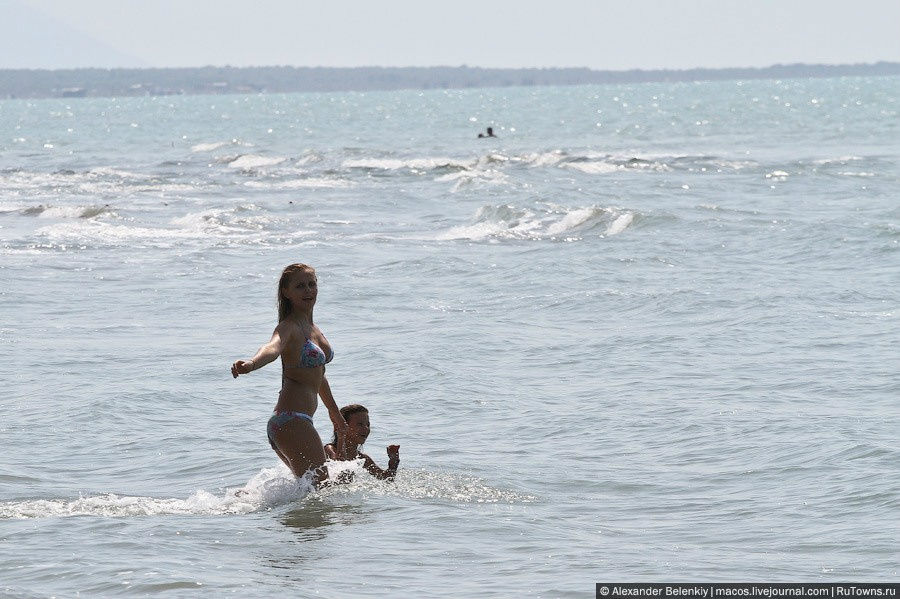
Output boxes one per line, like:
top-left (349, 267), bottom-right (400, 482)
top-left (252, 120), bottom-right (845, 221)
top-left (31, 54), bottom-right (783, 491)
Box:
top-left (272, 417), bottom-right (326, 477)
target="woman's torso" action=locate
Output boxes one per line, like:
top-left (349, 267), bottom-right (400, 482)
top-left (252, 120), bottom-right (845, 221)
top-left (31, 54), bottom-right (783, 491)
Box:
top-left (275, 320), bottom-right (332, 415)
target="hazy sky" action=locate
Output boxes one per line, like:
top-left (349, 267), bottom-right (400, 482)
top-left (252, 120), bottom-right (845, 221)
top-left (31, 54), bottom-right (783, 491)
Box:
top-left (5, 0), bottom-right (900, 71)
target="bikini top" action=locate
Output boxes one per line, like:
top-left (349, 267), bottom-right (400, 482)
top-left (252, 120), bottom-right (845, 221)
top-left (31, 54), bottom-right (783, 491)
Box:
top-left (296, 337), bottom-right (333, 368)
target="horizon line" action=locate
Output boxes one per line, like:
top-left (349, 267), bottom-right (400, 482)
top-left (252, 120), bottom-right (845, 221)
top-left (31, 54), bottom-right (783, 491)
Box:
top-left (4, 60), bottom-right (900, 74)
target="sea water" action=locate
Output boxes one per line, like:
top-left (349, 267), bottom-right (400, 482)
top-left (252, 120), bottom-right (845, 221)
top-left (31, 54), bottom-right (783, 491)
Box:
top-left (0, 77), bottom-right (898, 597)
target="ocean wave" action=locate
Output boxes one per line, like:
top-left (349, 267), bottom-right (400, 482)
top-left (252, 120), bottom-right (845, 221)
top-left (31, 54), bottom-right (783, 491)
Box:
top-left (35, 221), bottom-right (203, 247)
top-left (435, 168), bottom-right (509, 192)
top-left (169, 206), bottom-right (282, 233)
top-left (835, 171), bottom-right (876, 177)
top-left (342, 157), bottom-right (473, 172)
top-left (32, 206), bottom-right (279, 248)
top-left (514, 151), bottom-right (566, 167)
top-left (19, 204), bottom-right (116, 219)
top-left (436, 203), bottom-right (636, 241)
top-left (563, 161), bottom-right (625, 175)
top-left (564, 153), bottom-right (677, 174)
top-left (0, 168), bottom-right (194, 197)
top-left (243, 177), bottom-right (352, 190)
top-left (508, 150), bottom-right (701, 174)
top-left (317, 151), bottom-right (770, 186)
top-left (812, 156), bottom-right (864, 165)
top-left (225, 154), bottom-right (288, 170)
top-left (190, 140), bottom-right (252, 153)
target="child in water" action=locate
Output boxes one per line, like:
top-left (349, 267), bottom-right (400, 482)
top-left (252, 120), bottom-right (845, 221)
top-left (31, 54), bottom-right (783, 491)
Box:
top-left (324, 404), bottom-right (399, 481)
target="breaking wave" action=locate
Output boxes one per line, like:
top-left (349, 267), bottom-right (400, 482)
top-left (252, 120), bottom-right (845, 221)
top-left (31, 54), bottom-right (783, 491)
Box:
top-left (436, 203), bottom-right (636, 241)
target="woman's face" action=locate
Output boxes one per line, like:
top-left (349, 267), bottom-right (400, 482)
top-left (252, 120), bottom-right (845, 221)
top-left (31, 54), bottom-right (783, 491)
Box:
top-left (282, 271), bottom-right (318, 309)
top-left (345, 411), bottom-right (370, 445)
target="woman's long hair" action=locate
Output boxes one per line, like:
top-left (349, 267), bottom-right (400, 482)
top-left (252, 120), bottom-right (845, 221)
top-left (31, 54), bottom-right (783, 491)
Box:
top-left (277, 263), bottom-right (316, 322)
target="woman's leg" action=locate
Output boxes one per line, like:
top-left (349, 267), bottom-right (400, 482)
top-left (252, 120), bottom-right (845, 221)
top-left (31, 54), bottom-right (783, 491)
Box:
top-left (271, 417), bottom-right (329, 485)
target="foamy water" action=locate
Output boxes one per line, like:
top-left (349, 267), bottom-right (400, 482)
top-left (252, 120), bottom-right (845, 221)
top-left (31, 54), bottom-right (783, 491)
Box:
top-left (1, 78), bottom-right (898, 597)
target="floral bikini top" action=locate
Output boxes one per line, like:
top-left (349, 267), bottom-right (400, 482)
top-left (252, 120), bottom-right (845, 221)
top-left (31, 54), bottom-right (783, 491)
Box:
top-left (296, 338), bottom-right (333, 368)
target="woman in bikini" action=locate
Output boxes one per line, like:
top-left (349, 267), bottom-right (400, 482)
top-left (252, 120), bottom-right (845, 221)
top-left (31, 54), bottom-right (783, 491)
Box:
top-left (325, 404), bottom-right (399, 481)
top-left (231, 263), bottom-right (348, 484)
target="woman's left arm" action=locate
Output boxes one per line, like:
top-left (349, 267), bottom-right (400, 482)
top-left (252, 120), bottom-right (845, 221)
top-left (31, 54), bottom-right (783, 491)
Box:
top-left (319, 373), bottom-right (348, 439)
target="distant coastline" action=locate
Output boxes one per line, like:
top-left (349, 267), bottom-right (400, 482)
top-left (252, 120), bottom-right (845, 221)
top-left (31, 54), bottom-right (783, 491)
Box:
top-left (2, 62), bottom-right (899, 99)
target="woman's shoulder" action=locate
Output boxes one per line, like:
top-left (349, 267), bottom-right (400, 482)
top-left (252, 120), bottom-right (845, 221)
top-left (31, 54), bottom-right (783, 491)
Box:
top-left (275, 318), bottom-right (301, 339)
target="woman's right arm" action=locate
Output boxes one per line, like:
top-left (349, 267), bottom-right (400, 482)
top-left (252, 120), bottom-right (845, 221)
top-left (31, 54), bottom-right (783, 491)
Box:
top-left (231, 325), bottom-right (286, 378)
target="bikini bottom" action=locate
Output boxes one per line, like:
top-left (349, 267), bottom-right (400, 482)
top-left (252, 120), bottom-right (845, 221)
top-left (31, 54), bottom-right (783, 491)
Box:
top-left (266, 411), bottom-right (313, 452)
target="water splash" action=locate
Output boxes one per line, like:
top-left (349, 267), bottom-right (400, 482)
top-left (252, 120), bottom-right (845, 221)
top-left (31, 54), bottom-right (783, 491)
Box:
top-left (0, 462), bottom-right (533, 520)
top-left (0, 465), bottom-right (311, 519)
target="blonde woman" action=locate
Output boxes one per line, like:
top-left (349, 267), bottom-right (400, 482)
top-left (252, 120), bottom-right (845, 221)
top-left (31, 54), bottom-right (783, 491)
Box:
top-left (231, 263), bottom-right (348, 485)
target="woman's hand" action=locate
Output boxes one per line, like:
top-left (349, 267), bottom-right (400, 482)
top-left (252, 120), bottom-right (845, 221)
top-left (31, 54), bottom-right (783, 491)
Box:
top-left (330, 411), bottom-right (349, 440)
top-left (231, 360), bottom-right (254, 378)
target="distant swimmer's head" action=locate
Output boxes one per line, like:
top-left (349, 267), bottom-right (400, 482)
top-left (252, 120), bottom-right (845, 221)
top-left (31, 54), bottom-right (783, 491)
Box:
top-left (333, 404), bottom-right (370, 445)
top-left (278, 263), bottom-right (317, 321)
top-left (486, 127), bottom-right (494, 136)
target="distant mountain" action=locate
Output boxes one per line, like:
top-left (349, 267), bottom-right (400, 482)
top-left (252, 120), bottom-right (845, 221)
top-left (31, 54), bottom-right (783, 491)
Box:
top-left (1, 0), bottom-right (145, 69)
top-left (1, 62), bottom-right (899, 99)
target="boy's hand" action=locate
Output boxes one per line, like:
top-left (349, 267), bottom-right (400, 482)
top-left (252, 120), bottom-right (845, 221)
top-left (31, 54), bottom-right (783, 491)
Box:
top-left (387, 445), bottom-right (400, 470)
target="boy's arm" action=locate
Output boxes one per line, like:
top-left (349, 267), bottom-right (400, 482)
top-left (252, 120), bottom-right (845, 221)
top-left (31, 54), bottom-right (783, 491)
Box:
top-left (362, 446), bottom-right (399, 481)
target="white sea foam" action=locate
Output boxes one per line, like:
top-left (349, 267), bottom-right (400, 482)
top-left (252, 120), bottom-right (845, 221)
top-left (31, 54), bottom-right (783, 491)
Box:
top-left (87, 166), bottom-right (147, 179)
top-left (243, 178), bottom-right (351, 190)
top-left (0, 465), bottom-right (311, 519)
top-left (191, 141), bottom-right (231, 153)
top-left (36, 221), bottom-right (200, 246)
top-left (561, 155), bottom-right (673, 174)
top-left (0, 462), bottom-right (531, 520)
top-left (289, 153), bottom-right (324, 167)
top-left (436, 168), bottom-right (509, 192)
top-left (192, 141), bottom-right (230, 153)
top-left (319, 462), bottom-right (536, 504)
top-left (605, 212), bottom-right (635, 236)
top-left (33, 206), bottom-right (278, 246)
top-left (23, 204), bottom-right (115, 219)
top-left (227, 154), bottom-right (287, 169)
top-left (0, 168), bottom-right (192, 197)
top-left (812, 156), bottom-right (864, 165)
top-left (169, 206), bottom-right (281, 234)
top-left (516, 151), bottom-right (566, 167)
top-left (546, 207), bottom-right (597, 235)
top-left (436, 204), bottom-right (634, 241)
top-left (564, 161), bottom-right (623, 174)
top-left (191, 140), bottom-right (253, 153)
top-left (712, 160), bottom-right (758, 170)
top-left (342, 157), bottom-right (473, 171)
